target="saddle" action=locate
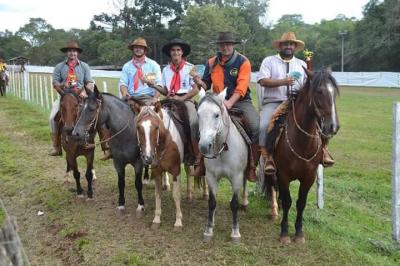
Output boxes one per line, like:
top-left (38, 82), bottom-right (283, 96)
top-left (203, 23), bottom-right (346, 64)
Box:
top-left (228, 108), bottom-right (252, 146)
top-left (161, 99), bottom-right (194, 164)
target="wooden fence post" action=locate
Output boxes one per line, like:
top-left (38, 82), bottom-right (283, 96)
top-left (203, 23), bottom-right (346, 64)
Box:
top-left (43, 76), bottom-right (50, 110)
top-left (39, 76), bottom-right (44, 108)
top-left (316, 164), bottom-right (324, 209)
top-left (392, 102), bottom-right (400, 242)
top-left (103, 81), bottom-right (108, 93)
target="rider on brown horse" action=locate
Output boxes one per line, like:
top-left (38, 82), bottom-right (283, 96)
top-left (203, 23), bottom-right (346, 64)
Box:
top-left (257, 32), bottom-right (335, 175)
top-left (192, 32), bottom-right (260, 182)
top-left (48, 41), bottom-right (111, 159)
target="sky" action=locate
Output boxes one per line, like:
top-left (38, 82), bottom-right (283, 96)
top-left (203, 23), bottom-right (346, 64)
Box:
top-left (0, 0), bottom-right (371, 33)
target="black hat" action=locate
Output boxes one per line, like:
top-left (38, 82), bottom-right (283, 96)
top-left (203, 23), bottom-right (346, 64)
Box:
top-left (162, 39), bottom-right (191, 57)
top-left (60, 41), bottom-right (83, 53)
top-left (211, 32), bottom-right (242, 44)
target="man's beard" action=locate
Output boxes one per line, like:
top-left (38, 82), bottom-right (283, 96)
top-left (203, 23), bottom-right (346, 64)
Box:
top-left (279, 49), bottom-right (294, 59)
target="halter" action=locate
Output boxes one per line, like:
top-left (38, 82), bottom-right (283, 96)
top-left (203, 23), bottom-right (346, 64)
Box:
top-left (199, 95), bottom-right (230, 159)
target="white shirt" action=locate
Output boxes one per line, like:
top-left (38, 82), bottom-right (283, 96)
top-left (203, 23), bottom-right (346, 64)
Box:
top-left (161, 61), bottom-right (195, 94)
top-left (257, 54), bottom-right (307, 104)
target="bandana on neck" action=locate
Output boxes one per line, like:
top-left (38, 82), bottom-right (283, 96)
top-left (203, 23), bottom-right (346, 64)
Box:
top-left (168, 60), bottom-right (185, 96)
top-left (132, 57), bottom-right (145, 91)
top-left (65, 60), bottom-right (78, 90)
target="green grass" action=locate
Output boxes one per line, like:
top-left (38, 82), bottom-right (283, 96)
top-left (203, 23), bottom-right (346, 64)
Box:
top-left (1, 86), bottom-right (400, 265)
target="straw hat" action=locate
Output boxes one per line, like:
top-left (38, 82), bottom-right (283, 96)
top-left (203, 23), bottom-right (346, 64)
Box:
top-left (60, 41), bottom-right (83, 53)
top-left (128, 37), bottom-right (148, 50)
top-left (162, 38), bottom-right (191, 57)
top-left (272, 32), bottom-right (305, 51)
top-left (210, 32), bottom-right (242, 44)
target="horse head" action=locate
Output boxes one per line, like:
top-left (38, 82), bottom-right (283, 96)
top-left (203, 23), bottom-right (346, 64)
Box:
top-left (72, 84), bottom-right (102, 141)
top-left (303, 67), bottom-right (340, 138)
top-left (197, 93), bottom-right (229, 157)
top-left (133, 101), bottom-right (164, 165)
top-left (59, 89), bottom-right (82, 134)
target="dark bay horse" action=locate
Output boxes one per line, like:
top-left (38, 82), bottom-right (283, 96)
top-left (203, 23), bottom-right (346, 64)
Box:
top-left (133, 102), bottom-right (183, 229)
top-left (57, 88), bottom-right (96, 198)
top-left (72, 86), bottom-right (145, 214)
top-left (266, 69), bottom-right (340, 244)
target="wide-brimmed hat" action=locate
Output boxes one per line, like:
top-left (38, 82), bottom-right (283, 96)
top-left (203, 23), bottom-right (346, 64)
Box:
top-left (60, 41), bottom-right (83, 53)
top-left (128, 37), bottom-right (148, 50)
top-left (211, 32), bottom-right (242, 44)
top-left (162, 38), bottom-right (191, 57)
top-left (272, 32), bottom-right (305, 51)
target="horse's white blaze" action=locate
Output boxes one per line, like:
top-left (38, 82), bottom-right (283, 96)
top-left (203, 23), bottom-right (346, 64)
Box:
top-left (141, 120), bottom-right (152, 156)
top-left (327, 83), bottom-right (338, 131)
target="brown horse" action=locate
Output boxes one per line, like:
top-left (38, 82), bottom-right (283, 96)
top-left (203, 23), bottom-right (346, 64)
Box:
top-left (266, 69), bottom-right (340, 244)
top-left (133, 102), bottom-right (183, 229)
top-left (57, 88), bottom-right (96, 199)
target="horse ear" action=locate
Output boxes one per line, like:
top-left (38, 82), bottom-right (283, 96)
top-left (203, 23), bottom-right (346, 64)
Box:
top-left (131, 102), bottom-right (142, 114)
top-left (93, 84), bottom-right (102, 99)
top-left (154, 101), bottom-right (161, 114)
top-left (302, 66), bottom-right (313, 79)
top-left (326, 66), bottom-right (333, 74)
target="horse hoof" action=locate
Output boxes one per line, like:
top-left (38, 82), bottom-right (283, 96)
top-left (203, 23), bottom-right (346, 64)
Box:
top-left (231, 236), bottom-right (241, 244)
top-left (240, 204), bottom-right (248, 212)
top-left (203, 234), bottom-right (213, 243)
top-left (77, 194), bottom-right (85, 199)
top-left (294, 235), bottom-right (305, 244)
top-left (116, 206), bottom-right (126, 213)
top-left (151, 222), bottom-right (160, 230)
top-left (163, 185), bottom-right (170, 191)
top-left (279, 235), bottom-right (291, 245)
top-left (86, 197), bottom-right (94, 202)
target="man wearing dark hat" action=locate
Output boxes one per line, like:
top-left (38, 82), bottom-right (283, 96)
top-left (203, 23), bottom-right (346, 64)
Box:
top-left (257, 32), bottom-right (334, 174)
top-left (49, 41), bottom-right (112, 160)
top-left (119, 37), bottom-right (161, 104)
top-left (192, 32), bottom-right (260, 182)
top-left (155, 38), bottom-right (201, 167)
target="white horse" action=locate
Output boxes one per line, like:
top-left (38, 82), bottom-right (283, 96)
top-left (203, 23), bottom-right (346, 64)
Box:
top-left (198, 93), bottom-right (249, 243)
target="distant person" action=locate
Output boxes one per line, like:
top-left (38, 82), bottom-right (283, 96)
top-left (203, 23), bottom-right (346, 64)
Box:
top-left (0, 57), bottom-right (9, 86)
top-left (49, 41), bottom-right (111, 160)
top-left (119, 37), bottom-right (161, 104)
top-left (257, 32), bottom-right (334, 175)
top-left (193, 32), bottom-right (260, 182)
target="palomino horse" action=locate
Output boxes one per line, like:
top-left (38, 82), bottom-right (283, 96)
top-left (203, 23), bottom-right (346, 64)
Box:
top-left (133, 102), bottom-right (183, 229)
top-left (266, 69), bottom-right (340, 244)
top-left (57, 88), bottom-right (97, 198)
top-left (198, 93), bottom-right (249, 243)
top-left (72, 86), bottom-right (145, 214)
top-left (0, 71), bottom-right (8, 96)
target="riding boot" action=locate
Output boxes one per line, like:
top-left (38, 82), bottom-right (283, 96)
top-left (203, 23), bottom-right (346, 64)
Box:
top-left (49, 132), bottom-right (62, 156)
top-left (247, 144), bottom-right (260, 182)
top-left (322, 145), bottom-right (334, 167)
top-left (98, 127), bottom-right (112, 161)
top-left (260, 147), bottom-right (276, 176)
top-left (190, 139), bottom-right (205, 177)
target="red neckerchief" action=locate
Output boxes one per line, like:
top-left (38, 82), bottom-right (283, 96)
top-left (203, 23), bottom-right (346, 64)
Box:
top-left (168, 60), bottom-right (185, 96)
top-left (132, 56), bottom-right (145, 91)
top-left (65, 60), bottom-right (78, 91)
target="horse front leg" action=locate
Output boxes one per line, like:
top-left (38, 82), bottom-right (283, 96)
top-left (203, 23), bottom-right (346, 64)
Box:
top-left (143, 165), bottom-right (150, 185)
top-left (115, 164), bottom-right (126, 210)
top-left (85, 152), bottom-right (94, 199)
top-left (203, 177), bottom-right (217, 243)
top-left (294, 180), bottom-right (314, 244)
top-left (69, 156), bottom-right (83, 197)
top-left (230, 191), bottom-right (241, 243)
top-left (202, 176), bottom-right (209, 200)
top-left (151, 169), bottom-right (162, 230)
top-left (184, 164), bottom-right (193, 201)
top-left (241, 179), bottom-right (249, 211)
top-left (172, 173), bottom-right (183, 228)
top-left (163, 172), bottom-right (171, 191)
top-left (279, 181), bottom-right (292, 244)
top-left (134, 161), bottom-right (145, 217)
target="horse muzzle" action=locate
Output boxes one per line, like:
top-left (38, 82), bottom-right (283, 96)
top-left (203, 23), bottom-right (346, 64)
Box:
top-left (141, 154), bottom-right (155, 166)
top-left (321, 122), bottom-right (340, 138)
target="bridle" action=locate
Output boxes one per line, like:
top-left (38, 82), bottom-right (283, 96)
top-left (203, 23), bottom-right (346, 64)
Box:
top-left (199, 96), bottom-right (230, 159)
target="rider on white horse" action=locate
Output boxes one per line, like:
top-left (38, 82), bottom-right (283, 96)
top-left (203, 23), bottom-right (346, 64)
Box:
top-left (192, 32), bottom-right (260, 182)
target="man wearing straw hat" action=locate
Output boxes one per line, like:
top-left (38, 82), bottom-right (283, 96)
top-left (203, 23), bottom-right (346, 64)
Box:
top-left (119, 37), bottom-right (161, 105)
top-left (49, 41), bottom-right (112, 160)
top-left (192, 31), bottom-right (260, 182)
top-left (257, 32), bottom-right (334, 174)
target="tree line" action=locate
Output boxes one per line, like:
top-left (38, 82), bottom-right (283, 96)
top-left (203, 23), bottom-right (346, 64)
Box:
top-left (0, 0), bottom-right (398, 71)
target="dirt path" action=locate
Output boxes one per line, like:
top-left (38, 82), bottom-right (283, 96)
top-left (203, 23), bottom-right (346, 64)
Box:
top-left (0, 99), bottom-right (343, 266)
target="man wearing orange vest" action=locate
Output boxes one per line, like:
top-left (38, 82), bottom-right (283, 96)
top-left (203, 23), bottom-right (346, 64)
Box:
top-left (193, 32), bottom-right (260, 182)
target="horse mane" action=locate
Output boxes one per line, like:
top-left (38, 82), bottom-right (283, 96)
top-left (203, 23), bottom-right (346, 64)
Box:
top-left (136, 105), bottom-right (161, 123)
top-left (309, 69), bottom-right (340, 96)
top-left (60, 90), bottom-right (80, 101)
top-left (198, 92), bottom-right (223, 109)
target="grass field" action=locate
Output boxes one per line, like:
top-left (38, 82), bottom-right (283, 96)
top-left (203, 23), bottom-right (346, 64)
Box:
top-left (0, 85), bottom-right (400, 265)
